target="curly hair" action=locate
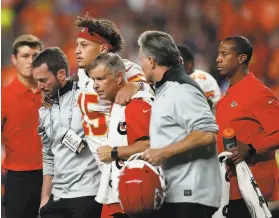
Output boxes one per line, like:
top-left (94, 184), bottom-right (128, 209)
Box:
top-left (75, 14), bottom-right (124, 53)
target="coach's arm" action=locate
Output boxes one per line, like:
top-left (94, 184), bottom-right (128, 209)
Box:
top-left (142, 84), bottom-right (218, 165)
top-left (38, 109), bottom-right (54, 209)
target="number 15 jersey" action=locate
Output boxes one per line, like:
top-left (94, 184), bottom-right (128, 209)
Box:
top-left (78, 59), bottom-right (146, 168)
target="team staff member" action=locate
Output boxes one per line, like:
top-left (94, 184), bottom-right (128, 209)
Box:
top-left (1, 34), bottom-right (44, 218)
top-left (139, 31), bottom-right (221, 218)
top-left (216, 36), bottom-right (279, 218)
top-left (32, 47), bottom-right (102, 218)
top-left (86, 53), bottom-right (153, 218)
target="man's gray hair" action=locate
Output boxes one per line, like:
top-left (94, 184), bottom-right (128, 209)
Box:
top-left (85, 53), bottom-right (126, 79)
top-left (138, 30), bottom-right (180, 67)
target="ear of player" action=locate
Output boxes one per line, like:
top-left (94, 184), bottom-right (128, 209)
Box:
top-left (117, 153), bottom-right (166, 216)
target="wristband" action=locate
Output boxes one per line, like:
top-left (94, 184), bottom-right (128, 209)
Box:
top-left (111, 147), bottom-right (118, 160)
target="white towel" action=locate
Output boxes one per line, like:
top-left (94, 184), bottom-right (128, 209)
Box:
top-left (212, 152), bottom-right (231, 218)
top-left (236, 160), bottom-right (272, 218)
top-left (213, 152), bottom-right (272, 218)
top-left (95, 103), bottom-right (127, 204)
top-left (95, 161), bottom-right (123, 204)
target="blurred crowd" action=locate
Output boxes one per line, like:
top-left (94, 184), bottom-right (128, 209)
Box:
top-left (1, 0), bottom-right (279, 194)
top-left (1, 1), bottom-right (279, 216)
top-left (2, 0), bottom-right (279, 95)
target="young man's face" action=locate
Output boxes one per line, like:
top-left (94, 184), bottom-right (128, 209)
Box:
top-left (216, 41), bottom-right (239, 77)
top-left (138, 47), bottom-right (153, 83)
top-left (88, 64), bottom-right (119, 102)
top-left (75, 38), bottom-right (102, 68)
top-left (33, 63), bottom-right (61, 98)
top-left (12, 45), bottom-right (41, 78)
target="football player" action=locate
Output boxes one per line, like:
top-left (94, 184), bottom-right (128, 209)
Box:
top-left (75, 15), bottom-right (152, 218)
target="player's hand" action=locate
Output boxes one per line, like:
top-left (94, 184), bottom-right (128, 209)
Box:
top-left (40, 195), bottom-right (49, 209)
top-left (227, 140), bottom-right (249, 165)
top-left (115, 82), bottom-right (140, 105)
top-left (141, 148), bottom-right (166, 165)
top-left (97, 145), bottom-right (113, 163)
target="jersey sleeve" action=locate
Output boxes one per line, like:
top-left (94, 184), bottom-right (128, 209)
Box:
top-left (125, 99), bottom-right (151, 145)
top-left (124, 60), bottom-right (146, 82)
top-left (127, 73), bottom-right (146, 82)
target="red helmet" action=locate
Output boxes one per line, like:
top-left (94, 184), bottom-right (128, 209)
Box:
top-left (117, 154), bottom-right (166, 216)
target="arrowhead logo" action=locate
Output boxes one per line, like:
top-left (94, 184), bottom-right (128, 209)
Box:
top-left (231, 101), bottom-right (238, 108)
top-left (117, 122), bottom-right (127, 135)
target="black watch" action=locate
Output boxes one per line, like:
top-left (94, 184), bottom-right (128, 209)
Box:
top-left (248, 144), bottom-right (256, 157)
top-left (111, 147), bottom-right (118, 160)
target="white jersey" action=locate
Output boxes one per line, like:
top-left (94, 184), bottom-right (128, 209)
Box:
top-left (78, 59), bottom-right (146, 167)
top-left (190, 69), bottom-right (221, 114)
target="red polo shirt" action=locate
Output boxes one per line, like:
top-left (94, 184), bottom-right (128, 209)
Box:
top-left (102, 98), bottom-right (151, 218)
top-left (1, 77), bottom-right (43, 171)
top-left (216, 73), bottom-right (279, 201)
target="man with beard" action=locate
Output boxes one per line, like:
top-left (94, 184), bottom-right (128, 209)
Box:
top-left (33, 47), bottom-right (102, 218)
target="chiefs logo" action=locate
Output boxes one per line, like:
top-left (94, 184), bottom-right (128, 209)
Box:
top-left (117, 122), bottom-right (127, 135)
top-left (109, 159), bottom-right (126, 188)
